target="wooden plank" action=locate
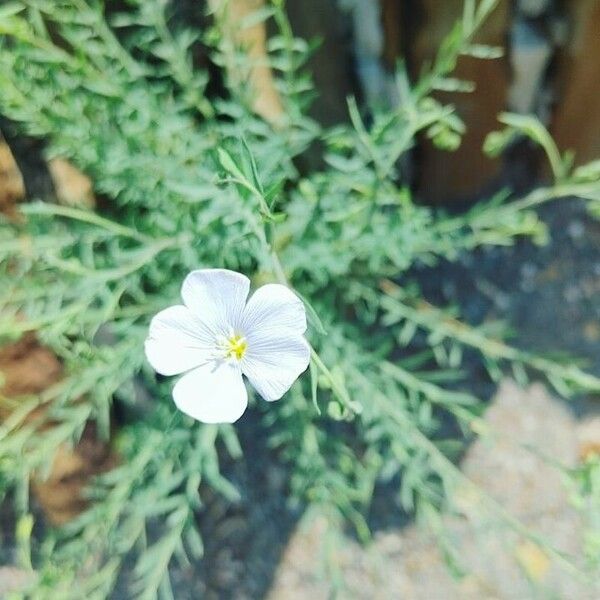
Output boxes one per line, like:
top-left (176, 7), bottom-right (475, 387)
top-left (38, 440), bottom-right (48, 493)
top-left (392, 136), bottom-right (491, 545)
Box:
top-left (208, 0), bottom-right (284, 124)
top-left (0, 135), bottom-right (25, 216)
top-left (406, 0), bottom-right (511, 203)
top-left (551, 0), bottom-right (600, 166)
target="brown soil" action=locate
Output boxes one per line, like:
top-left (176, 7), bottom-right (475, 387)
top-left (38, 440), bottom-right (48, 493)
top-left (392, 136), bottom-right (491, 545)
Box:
top-left (0, 134), bottom-right (111, 527)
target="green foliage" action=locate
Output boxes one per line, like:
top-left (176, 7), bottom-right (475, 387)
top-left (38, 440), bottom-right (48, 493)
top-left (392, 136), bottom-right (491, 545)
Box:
top-left (0, 0), bottom-right (599, 597)
top-left (568, 455), bottom-right (600, 574)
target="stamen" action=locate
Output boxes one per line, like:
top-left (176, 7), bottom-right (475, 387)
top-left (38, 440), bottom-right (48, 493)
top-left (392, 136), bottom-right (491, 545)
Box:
top-left (224, 334), bottom-right (247, 360)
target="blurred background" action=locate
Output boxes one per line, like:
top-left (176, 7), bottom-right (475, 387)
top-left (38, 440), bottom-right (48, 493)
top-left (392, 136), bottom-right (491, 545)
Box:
top-left (1, 0), bottom-right (599, 598)
top-left (5, 1), bottom-right (600, 207)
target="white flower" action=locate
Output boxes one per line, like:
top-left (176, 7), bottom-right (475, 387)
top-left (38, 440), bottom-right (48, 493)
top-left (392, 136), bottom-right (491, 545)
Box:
top-left (145, 269), bottom-right (310, 423)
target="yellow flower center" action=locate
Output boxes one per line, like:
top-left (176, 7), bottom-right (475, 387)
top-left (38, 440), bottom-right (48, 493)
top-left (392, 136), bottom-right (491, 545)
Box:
top-left (225, 334), bottom-right (247, 360)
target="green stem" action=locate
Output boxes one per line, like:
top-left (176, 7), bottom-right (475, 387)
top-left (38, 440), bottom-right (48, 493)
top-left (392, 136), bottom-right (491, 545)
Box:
top-left (20, 203), bottom-right (149, 242)
top-left (380, 280), bottom-right (600, 393)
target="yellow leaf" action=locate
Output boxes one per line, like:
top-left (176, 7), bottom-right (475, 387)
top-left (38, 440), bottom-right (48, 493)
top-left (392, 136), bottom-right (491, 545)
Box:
top-left (515, 540), bottom-right (550, 582)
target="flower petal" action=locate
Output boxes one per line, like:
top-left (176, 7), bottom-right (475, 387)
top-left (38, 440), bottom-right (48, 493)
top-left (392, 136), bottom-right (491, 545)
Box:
top-left (145, 305), bottom-right (212, 376)
top-left (173, 361), bottom-right (248, 423)
top-left (181, 269), bottom-right (250, 336)
top-left (242, 331), bottom-right (310, 401)
top-left (241, 283), bottom-right (307, 338)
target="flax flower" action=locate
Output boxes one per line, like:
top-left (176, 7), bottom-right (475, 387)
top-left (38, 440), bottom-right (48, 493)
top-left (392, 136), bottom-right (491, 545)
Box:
top-left (145, 269), bottom-right (310, 423)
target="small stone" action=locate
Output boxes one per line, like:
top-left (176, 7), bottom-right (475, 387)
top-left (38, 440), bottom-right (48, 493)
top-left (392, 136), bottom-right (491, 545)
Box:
top-left (567, 220), bottom-right (585, 241)
top-left (520, 263), bottom-right (538, 292)
top-left (520, 262), bottom-right (538, 280)
top-left (48, 157), bottom-right (95, 207)
top-left (583, 321), bottom-right (600, 342)
top-left (564, 284), bottom-right (582, 303)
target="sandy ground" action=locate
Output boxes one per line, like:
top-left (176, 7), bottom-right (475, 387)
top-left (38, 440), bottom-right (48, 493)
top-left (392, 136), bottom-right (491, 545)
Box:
top-left (268, 379), bottom-right (599, 600)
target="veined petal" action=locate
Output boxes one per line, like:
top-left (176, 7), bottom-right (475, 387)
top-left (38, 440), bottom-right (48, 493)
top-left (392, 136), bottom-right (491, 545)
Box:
top-left (173, 361), bottom-right (248, 423)
top-left (145, 305), bottom-right (212, 376)
top-left (181, 269), bottom-right (250, 336)
top-left (242, 331), bottom-right (310, 401)
top-left (241, 283), bottom-right (307, 338)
